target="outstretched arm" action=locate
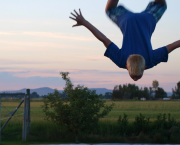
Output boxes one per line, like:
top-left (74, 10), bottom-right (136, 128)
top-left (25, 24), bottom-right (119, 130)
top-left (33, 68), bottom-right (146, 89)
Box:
top-left (166, 40), bottom-right (180, 53)
top-left (69, 9), bottom-right (111, 48)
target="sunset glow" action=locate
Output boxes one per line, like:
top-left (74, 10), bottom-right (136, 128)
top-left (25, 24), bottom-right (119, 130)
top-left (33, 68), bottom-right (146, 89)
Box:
top-left (0, 0), bottom-right (180, 92)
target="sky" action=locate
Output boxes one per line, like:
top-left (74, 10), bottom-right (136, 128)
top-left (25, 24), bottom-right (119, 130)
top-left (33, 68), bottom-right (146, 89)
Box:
top-left (0, 0), bottom-right (180, 92)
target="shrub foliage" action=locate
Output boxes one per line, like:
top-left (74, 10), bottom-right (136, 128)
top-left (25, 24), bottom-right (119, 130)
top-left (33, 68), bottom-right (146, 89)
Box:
top-left (42, 72), bottom-right (114, 142)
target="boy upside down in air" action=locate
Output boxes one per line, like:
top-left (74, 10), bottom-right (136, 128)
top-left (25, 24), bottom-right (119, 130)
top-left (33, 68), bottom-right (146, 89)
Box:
top-left (70, 0), bottom-right (180, 81)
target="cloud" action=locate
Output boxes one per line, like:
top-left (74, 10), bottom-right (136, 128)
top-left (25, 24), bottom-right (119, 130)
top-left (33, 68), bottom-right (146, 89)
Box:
top-left (10, 69), bottom-right (129, 78)
top-left (0, 19), bottom-right (71, 26)
top-left (0, 71), bottom-right (114, 91)
top-left (0, 58), bottom-right (65, 65)
top-left (0, 72), bottom-right (65, 91)
top-left (0, 69), bottom-right (179, 92)
top-left (13, 71), bottom-right (31, 74)
top-left (82, 55), bottom-right (105, 61)
top-left (0, 31), bottom-right (95, 42)
top-left (67, 69), bottom-right (178, 76)
top-left (5, 68), bottom-right (177, 79)
top-left (0, 69), bottom-right (128, 91)
top-left (0, 32), bottom-right (17, 35)
top-left (23, 32), bottom-right (95, 41)
top-left (68, 69), bottom-right (128, 74)
top-left (73, 80), bottom-right (112, 83)
top-left (0, 39), bottom-right (96, 53)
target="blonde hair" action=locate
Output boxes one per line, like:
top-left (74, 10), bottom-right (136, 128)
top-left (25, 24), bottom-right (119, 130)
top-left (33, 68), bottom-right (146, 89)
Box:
top-left (126, 54), bottom-right (145, 76)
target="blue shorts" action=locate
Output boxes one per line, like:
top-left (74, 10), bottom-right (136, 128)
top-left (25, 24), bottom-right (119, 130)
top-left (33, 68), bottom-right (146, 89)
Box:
top-left (106, 1), bottom-right (167, 23)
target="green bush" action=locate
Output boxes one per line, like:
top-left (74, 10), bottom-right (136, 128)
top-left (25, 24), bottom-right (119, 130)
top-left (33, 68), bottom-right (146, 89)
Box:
top-left (134, 113), bottom-right (150, 134)
top-left (170, 128), bottom-right (180, 143)
top-left (42, 72), bottom-right (114, 143)
top-left (117, 113), bottom-right (129, 135)
top-left (153, 113), bottom-right (177, 130)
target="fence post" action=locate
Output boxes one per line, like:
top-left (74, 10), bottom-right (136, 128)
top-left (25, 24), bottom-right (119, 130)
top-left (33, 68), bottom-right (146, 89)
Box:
top-left (22, 95), bottom-right (27, 141)
top-left (0, 95), bottom-right (1, 143)
top-left (26, 89), bottom-right (31, 134)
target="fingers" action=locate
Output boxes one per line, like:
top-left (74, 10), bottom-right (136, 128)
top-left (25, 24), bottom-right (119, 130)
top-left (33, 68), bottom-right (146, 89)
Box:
top-left (69, 12), bottom-right (78, 21)
top-left (69, 9), bottom-right (83, 27)
top-left (79, 9), bottom-right (82, 15)
top-left (69, 9), bottom-right (80, 21)
top-left (74, 10), bottom-right (79, 16)
top-left (69, 16), bottom-right (76, 21)
top-left (72, 24), bottom-right (79, 27)
top-left (71, 12), bottom-right (77, 18)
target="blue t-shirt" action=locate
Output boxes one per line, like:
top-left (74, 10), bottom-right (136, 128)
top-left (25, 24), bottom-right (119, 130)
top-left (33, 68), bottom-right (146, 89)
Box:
top-left (104, 12), bottom-right (168, 69)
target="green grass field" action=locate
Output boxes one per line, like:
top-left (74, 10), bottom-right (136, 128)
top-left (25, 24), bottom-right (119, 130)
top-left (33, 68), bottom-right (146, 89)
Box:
top-left (1, 99), bottom-right (180, 123)
top-left (1, 99), bottom-right (180, 143)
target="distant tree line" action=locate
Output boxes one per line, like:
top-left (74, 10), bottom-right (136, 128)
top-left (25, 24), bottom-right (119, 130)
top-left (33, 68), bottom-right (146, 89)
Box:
top-left (0, 93), bottom-right (25, 98)
top-left (0, 92), bottom-right (44, 99)
top-left (108, 80), bottom-right (180, 100)
top-left (2, 81), bottom-right (180, 100)
top-left (172, 81), bottom-right (180, 99)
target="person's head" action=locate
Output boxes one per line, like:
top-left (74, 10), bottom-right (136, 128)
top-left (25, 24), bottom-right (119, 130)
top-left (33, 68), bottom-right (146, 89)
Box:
top-left (126, 54), bottom-right (146, 81)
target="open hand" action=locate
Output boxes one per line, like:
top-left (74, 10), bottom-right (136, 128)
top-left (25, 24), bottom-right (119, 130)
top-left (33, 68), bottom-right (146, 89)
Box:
top-left (69, 9), bottom-right (86, 27)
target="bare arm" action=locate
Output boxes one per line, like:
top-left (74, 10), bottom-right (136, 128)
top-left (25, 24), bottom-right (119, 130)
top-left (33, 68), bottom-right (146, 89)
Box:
top-left (69, 9), bottom-right (111, 48)
top-left (166, 40), bottom-right (180, 54)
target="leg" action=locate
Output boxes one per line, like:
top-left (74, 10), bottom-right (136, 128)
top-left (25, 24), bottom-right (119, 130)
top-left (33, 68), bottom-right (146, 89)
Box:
top-left (155, 0), bottom-right (166, 5)
top-left (105, 0), bottom-right (119, 12)
top-left (143, 1), bottom-right (167, 23)
top-left (105, 1), bottom-right (130, 24)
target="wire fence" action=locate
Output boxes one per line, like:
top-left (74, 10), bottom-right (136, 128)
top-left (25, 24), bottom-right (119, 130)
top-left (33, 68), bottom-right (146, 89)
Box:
top-left (1, 100), bottom-right (24, 121)
top-left (1, 102), bottom-right (24, 121)
top-left (1, 99), bottom-right (25, 141)
top-left (0, 113), bottom-right (24, 121)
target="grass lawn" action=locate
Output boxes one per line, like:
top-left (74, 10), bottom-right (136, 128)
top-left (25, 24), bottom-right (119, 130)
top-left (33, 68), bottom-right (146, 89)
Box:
top-left (1, 99), bottom-right (180, 143)
top-left (1, 99), bottom-right (180, 123)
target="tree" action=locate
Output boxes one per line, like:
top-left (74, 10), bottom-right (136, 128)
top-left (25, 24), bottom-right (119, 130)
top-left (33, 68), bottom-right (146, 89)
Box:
top-left (31, 92), bottom-right (40, 98)
top-left (124, 84), bottom-right (139, 99)
top-left (141, 87), bottom-right (151, 100)
top-left (152, 80), bottom-right (159, 91)
top-left (148, 87), bottom-right (154, 100)
top-left (172, 81), bottom-right (180, 99)
top-left (42, 72), bottom-right (114, 143)
top-left (111, 84), bottom-right (153, 100)
top-left (154, 87), bottom-right (167, 99)
top-left (111, 85), bottom-right (119, 100)
top-left (104, 92), bottom-right (112, 99)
